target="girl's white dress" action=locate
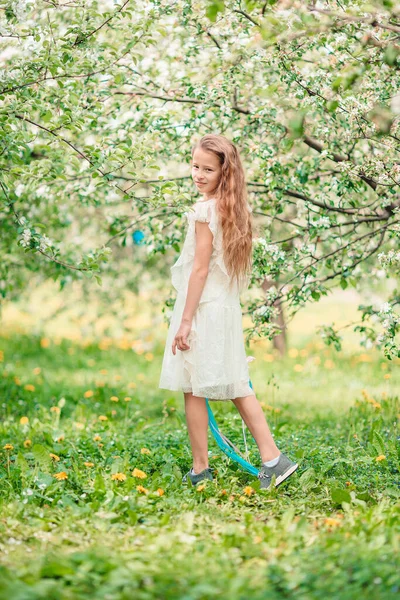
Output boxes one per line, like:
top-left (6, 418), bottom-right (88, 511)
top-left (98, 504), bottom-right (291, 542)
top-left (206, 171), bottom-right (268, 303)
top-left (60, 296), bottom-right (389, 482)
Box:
top-left (158, 197), bottom-right (255, 401)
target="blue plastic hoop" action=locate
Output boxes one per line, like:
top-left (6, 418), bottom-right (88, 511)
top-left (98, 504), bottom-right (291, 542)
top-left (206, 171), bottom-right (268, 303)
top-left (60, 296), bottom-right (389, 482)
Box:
top-left (205, 379), bottom-right (259, 476)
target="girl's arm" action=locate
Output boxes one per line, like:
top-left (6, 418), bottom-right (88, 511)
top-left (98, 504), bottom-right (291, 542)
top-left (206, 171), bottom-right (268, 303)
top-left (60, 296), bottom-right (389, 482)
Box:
top-left (172, 221), bottom-right (213, 355)
top-left (182, 220), bottom-right (213, 322)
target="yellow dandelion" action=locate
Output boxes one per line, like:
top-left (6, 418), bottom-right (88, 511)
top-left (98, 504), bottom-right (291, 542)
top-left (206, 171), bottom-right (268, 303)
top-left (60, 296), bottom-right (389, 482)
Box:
top-left (324, 359), bottom-right (335, 369)
top-left (40, 338), bottom-right (50, 348)
top-left (49, 453), bottom-right (60, 461)
top-left (263, 353), bottom-right (274, 362)
top-left (87, 359), bottom-right (96, 367)
top-left (243, 486), bottom-right (255, 496)
top-left (3, 444), bottom-right (13, 451)
top-left (144, 352), bottom-right (154, 362)
top-left (156, 488), bottom-right (165, 496)
top-left (384, 373), bottom-right (391, 380)
top-left (111, 409), bottom-right (117, 416)
top-left (0, 350), bottom-right (3, 362)
top-left (23, 439), bottom-right (32, 448)
top-left (140, 448), bottom-right (151, 455)
top-left (324, 518), bottom-right (341, 527)
top-left (98, 415), bottom-right (108, 421)
top-left (96, 381), bottom-right (105, 387)
top-left (136, 485), bottom-right (149, 494)
top-left (137, 373), bottom-right (146, 381)
top-left (118, 339), bottom-right (131, 350)
top-left (50, 406), bottom-right (60, 414)
top-left (372, 402), bottom-right (381, 409)
top-left (124, 397), bottom-right (131, 402)
top-left (253, 536), bottom-right (262, 544)
top-left (274, 407), bottom-right (281, 413)
top-left (299, 349), bottom-right (308, 357)
top-left (33, 367), bottom-right (41, 375)
top-left (375, 455), bottom-right (386, 462)
top-left (57, 435), bottom-right (65, 442)
top-left (99, 369), bottom-right (108, 375)
top-left (353, 434), bottom-right (358, 439)
top-left (110, 396), bottom-right (119, 402)
top-left (358, 353), bottom-right (372, 363)
top-left (220, 489), bottom-right (227, 496)
top-left (293, 364), bottom-right (303, 372)
top-left (84, 462), bottom-right (94, 467)
top-left (93, 434), bottom-right (102, 441)
top-left (14, 376), bottom-right (21, 385)
top-left (84, 390), bottom-right (94, 398)
top-left (288, 348), bottom-right (299, 358)
top-left (114, 375), bottom-right (122, 381)
top-left (19, 416), bottom-right (29, 425)
top-left (381, 392), bottom-right (387, 400)
top-left (111, 472), bottom-right (126, 482)
top-left (313, 356), bottom-right (321, 365)
top-left (74, 422), bottom-right (85, 430)
top-left (128, 382), bottom-right (137, 389)
top-left (381, 362), bottom-right (388, 371)
top-left (24, 384), bottom-right (35, 392)
top-left (196, 484), bottom-right (206, 492)
top-left (53, 471), bottom-right (68, 480)
top-left (132, 468), bottom-right (147, 479)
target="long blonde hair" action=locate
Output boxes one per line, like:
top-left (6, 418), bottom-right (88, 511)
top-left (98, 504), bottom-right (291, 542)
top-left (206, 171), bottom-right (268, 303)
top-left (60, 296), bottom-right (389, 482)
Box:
top-left (191, 134), bottom-right (253, 289)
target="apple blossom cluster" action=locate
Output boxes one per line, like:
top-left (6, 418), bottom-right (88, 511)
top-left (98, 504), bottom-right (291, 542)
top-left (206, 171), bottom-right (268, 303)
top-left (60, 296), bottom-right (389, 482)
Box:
top-left (253, 238), bottom-right (286, 262)
top-left (378, 250), bottom-right (400, 272)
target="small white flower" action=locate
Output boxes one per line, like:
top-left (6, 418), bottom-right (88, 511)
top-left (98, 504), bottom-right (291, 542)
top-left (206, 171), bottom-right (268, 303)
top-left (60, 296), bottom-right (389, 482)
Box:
top-left (38, 234), bottom-right (53, 252)
top-left (19, 228), bottom-right (32, 248)
top-left (379, 302), bottom-right (391, 314)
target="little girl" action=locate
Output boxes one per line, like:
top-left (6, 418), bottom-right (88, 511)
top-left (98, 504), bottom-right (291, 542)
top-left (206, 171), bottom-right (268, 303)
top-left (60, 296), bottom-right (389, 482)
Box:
top-left (159, 134), bottom-right (298, 489)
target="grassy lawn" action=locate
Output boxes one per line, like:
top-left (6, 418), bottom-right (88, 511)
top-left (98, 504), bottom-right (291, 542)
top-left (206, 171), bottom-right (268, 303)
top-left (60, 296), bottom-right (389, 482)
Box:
top-left (0, 322), bottom-right (399, 599)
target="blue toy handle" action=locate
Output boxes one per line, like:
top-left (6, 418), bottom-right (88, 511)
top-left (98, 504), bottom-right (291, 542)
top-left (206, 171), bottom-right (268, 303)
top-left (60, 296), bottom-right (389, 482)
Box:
top-left (205, 379), bottom-right (259, 476)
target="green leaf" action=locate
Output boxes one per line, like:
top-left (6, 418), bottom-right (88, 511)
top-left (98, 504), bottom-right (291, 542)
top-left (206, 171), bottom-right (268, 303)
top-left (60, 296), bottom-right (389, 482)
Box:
top-left (289, 110), bottom-right (306, 138)
top-left (372, 430), bottom-right (385, 455)
top-left (206, 0), bottom-right (225, 22)
top-left (340, 277), bottom-right (348, 290)
top-left (42, 111), bottom-right (52, 123)
top-left (16, 452), bottom-right (29, 473)
top-left (383, 45), bottom-right (399, 67)
top-left (331, 488), bottom-right (351, 505)
top-left (32, 444), bottom-right (51, 466)
top-left (94, 472), bottom-right (106, 493)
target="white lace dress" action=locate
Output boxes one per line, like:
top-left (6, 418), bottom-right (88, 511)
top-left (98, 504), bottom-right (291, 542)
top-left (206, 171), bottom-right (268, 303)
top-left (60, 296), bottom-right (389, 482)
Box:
top-left (158, 197), bottom-right (255, 401)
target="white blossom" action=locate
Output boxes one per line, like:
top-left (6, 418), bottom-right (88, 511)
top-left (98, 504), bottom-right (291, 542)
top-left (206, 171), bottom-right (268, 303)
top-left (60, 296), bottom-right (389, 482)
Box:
top-left (19, 228), bottom-right (32, 248)
top-left (38, 235), bottom-right (53, 252)
top-left (379, 302), bottom-right (391, 314)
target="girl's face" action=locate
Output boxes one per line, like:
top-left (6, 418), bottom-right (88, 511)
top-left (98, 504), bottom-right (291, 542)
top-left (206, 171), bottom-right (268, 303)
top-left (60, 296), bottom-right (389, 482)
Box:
top-left (191, 147), bottom-right (222, 199)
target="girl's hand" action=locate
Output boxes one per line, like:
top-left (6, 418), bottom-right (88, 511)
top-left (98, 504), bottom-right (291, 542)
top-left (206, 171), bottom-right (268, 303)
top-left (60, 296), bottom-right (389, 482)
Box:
top-left (172, 321), bottom-right (192, 355)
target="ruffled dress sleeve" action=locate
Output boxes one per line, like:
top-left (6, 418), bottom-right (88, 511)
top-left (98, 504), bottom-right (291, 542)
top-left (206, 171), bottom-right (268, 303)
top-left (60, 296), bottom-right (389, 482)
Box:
top-left (187, 201), bottom-right (217, 241)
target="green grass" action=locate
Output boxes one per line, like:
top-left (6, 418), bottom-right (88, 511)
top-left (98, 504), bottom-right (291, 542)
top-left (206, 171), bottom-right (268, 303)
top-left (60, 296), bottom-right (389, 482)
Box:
top-left (0, 332), bottom-right (399, 600)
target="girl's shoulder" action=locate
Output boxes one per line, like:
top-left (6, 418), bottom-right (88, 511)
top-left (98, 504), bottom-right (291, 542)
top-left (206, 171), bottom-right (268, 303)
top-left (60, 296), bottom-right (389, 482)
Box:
top-left (187, 198), bottom-right (217, 221)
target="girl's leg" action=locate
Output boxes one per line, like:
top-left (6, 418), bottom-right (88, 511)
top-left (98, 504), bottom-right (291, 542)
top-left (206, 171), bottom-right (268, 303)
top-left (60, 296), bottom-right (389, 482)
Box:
top-left (232, 394), bottom-right (280, 463)
top-left (184, 392), bottom-right (209, 473)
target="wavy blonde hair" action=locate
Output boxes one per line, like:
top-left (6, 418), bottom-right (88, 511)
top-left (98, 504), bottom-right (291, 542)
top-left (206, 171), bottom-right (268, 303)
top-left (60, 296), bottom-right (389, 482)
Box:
top-left (191, 134), bottom-right (253, 289)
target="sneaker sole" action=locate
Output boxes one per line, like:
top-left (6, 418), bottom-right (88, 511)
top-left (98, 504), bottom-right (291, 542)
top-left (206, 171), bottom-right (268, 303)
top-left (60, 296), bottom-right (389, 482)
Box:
top-left (275, 463), bottom-right (299, 487)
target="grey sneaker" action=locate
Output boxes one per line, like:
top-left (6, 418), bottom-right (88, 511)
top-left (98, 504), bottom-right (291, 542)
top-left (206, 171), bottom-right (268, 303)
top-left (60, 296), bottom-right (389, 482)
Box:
top-left (182, 467), bottom-right (214, 485)
top-left (257, 453), bottom-right (298, 489)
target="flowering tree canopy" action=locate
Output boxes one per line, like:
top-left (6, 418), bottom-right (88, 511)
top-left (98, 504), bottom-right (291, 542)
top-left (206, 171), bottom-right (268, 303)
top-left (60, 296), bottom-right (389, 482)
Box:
top-left (1, 0), bottom-right (399, 357)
